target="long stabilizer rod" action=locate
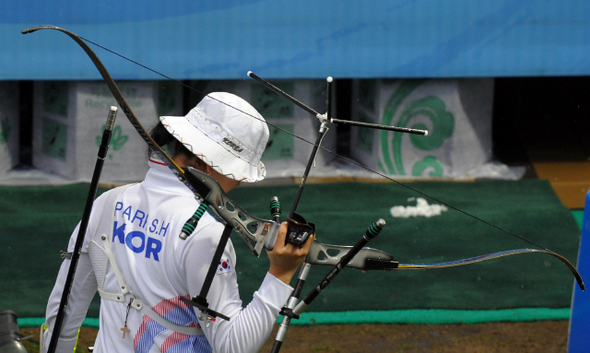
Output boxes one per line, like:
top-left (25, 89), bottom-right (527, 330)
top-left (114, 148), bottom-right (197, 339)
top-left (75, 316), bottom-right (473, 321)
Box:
top-left (47, 107), bottom-right (118, 353)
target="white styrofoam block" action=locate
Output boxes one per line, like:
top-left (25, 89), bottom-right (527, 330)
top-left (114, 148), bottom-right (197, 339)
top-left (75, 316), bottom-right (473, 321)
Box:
top-left (189, 79), bottom-right (337, 178)
top-left (33, 81), bottom-right (182, 183)
top-left (0, 82), bottom-right (20, 174)
top-left (350, 78), bottom-right (494, 179)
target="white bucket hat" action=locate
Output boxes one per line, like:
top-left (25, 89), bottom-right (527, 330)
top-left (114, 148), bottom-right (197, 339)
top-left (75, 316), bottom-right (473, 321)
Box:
top-left (159, 92), bottom-right (269, 182)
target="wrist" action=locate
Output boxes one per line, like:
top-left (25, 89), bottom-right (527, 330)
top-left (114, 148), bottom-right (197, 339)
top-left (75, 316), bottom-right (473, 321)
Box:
top-left (268, 266), bottom-right (296, 285)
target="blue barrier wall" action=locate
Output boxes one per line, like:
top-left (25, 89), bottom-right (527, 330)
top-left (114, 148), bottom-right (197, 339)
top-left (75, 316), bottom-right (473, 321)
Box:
top-left (568, 193), bottom-right (590, 352)
top-left (2, 0), bottom-right (590, 80)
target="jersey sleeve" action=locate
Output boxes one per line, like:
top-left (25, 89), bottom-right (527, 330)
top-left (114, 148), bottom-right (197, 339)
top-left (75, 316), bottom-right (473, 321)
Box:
top-left (183, 220), bottom-right (293, 353)
top-left (41, 190), bottom-right (108, 353)
top-left (42, 232), bottom-right (98, 353)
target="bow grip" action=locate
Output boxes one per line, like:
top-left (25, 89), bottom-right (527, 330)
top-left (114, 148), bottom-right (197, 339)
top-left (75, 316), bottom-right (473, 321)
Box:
top-left (286, 212), bottom-right (315, 247)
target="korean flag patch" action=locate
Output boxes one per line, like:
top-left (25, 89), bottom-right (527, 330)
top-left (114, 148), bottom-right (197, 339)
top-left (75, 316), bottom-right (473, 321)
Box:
top-left (217, 257), bottom-right (232, 274)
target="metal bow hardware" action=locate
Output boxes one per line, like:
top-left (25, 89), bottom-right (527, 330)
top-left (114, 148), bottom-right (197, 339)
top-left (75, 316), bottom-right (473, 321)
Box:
top-left (183, 166), bottom-right (280, 256)
top-left (23, 25), bottom-right (585, 353)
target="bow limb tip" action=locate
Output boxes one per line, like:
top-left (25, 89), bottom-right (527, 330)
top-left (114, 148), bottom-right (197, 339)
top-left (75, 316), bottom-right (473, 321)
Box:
top-left (21, 27), bottom-right (40, 34)
top-left (21, 25), bottom-right (61, 34)
top-left (574, 273), bottom-right (585, 291)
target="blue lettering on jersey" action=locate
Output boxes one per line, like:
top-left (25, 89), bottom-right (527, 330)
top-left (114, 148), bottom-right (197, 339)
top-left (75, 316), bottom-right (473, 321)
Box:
top-left (125, 230), bottom-right (145, 253)
top-left (131, 209), bottom-right (147, 227)
top-left (158, 221), bottom-right (169, 237)
top-left (149, 219), bottom-right (157, 233)
top-left (114, 201), bottom-right (170, 236)
top-left (113, 221), bottom-right (126, 243)
top-left (146, 237), bottom-right (162, 261)
top-left (112, 199), bottom-right (171, 262)
top-left (115, 202), bottom-right (170, 237)
top-left (112, 221), bottom-right (162, 262)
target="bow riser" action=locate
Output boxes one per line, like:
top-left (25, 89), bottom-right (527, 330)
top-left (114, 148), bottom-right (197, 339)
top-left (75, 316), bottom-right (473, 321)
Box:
top-left (184, 167), bottom-right (280, 256)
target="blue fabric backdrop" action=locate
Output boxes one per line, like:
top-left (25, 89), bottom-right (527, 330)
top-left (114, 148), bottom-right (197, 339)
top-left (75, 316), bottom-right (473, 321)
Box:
top-left (2, 0), bottom-right (590, 80)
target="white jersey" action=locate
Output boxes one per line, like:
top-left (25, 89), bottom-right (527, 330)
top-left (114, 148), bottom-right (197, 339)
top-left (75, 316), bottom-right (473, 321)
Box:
top-left (43, 158), bottom-right (293, 353)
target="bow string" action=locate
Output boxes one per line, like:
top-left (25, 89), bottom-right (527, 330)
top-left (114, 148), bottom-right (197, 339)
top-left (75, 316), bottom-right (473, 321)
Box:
top-left (21, 25), bottom-right (585, 291)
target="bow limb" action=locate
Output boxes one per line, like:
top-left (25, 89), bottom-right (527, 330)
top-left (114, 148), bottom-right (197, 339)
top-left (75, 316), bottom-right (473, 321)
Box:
top-left (307, 242), bottom-right (584, 290)
top-left (246, 74), bottom-right (585, 291)
top-left (392, 248), bottom-right (585, 290)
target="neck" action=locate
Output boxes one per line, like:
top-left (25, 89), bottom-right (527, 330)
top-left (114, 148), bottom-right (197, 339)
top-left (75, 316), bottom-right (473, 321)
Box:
top-left (173, 154), bottom-right (240, 193)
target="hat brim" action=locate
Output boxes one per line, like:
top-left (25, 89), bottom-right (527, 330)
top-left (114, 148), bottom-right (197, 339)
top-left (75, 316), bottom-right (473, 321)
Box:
top-left (160, 115), bottom-right (266, 182)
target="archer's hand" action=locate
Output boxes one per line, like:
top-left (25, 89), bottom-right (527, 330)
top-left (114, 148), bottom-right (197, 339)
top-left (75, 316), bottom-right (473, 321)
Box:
top-left (267, 222), bottom-right (314, 285)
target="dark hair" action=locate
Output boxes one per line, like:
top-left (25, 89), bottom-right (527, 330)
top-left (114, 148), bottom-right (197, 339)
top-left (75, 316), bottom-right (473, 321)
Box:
top-left (148, 121), bottom-right (194, 160)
